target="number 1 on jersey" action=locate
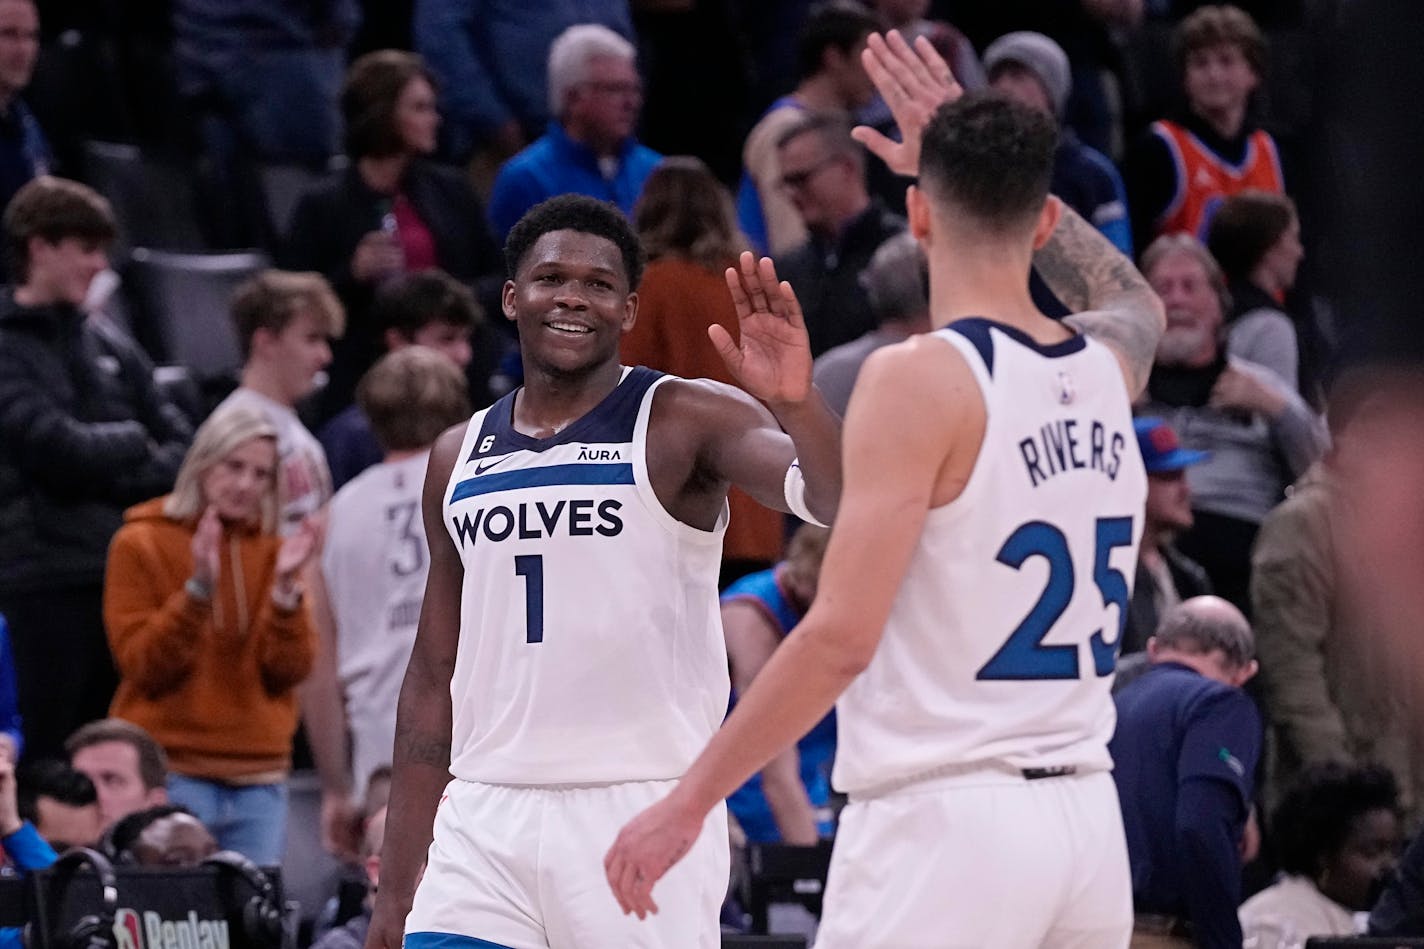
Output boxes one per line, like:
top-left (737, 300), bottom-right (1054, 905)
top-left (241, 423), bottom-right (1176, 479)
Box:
top-left (515, 555), bottom-right (544, 643)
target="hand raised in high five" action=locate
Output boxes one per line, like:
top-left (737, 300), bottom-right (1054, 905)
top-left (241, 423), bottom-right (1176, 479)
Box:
top-left (712, 251), bottom-right (812, 405)
top-left (850, 30), bottom-right (962, 177)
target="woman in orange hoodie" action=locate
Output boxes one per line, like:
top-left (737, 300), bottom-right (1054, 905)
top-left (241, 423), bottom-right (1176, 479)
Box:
top-left (104, 403), bottom-right (319, 866)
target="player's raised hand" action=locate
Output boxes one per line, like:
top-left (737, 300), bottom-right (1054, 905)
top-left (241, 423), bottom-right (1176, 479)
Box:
top-left (714, 251), bottom-right (812, 405)
top-left (604, 793), bottom-right (702, 919)
top-left (851, 30), bottom-right (962, 177)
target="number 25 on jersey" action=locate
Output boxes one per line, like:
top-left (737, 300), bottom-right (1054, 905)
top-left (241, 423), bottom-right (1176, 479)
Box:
top-left (977, 516), bottom-right (1134, 681)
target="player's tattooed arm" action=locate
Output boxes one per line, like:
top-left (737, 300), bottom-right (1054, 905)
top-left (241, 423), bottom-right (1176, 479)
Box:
top-left (1034, 202), bottom-right (1166, 396)
top-left (394, 720), bottom-right (452, 767)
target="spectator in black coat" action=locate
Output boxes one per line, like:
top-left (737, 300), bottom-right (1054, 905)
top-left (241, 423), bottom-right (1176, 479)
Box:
top-left (0, 177), bottom-right (191, 761)
top-left (281, 49), bottom-right (504, 424)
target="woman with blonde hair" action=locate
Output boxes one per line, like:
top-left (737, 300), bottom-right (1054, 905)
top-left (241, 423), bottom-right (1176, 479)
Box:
top-left (103, 403), bottom-right (319, 865)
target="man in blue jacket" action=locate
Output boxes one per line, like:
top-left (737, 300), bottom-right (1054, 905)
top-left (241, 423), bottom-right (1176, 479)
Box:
top-left (487, 23), bottom-right (661, 242)
top-left (1110, 595), bottom-right (1261, 948)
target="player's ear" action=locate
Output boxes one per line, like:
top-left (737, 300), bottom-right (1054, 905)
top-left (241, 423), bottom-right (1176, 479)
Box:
top-left (621, 291), bottom-right (638, 333)
top-left (501, 279), bottom-right (518, 322)
top-left (907, 185), bottom-right (931, 242)
top-left (1031, 195), bottom-right (1063, 250)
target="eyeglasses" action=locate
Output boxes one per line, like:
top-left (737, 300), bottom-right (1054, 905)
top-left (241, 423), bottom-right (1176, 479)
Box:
top-left (582, 80), bottom-right (643, 99)
top-left (780, 157), bottom-right (836, 191)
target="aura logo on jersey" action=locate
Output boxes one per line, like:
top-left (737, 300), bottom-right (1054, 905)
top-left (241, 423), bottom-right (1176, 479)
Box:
top-left (452, 498), bottom-right (624, 548)
top-left (113, 908), bottom-right (231, 949)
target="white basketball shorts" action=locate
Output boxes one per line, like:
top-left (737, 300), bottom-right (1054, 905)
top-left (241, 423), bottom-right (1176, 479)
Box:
top-left (404, 778), bottom-right (730, 949)
top-left (814, 767), bottom-right (1132, 949)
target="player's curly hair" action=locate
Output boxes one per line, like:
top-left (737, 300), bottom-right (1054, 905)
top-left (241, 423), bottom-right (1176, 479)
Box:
top-left (504, 194), bottom-right (645, 290)
top-left (1271, 762), bottom-right (1399, 877)
top-left (918, 92), bottom-right (1058, 235)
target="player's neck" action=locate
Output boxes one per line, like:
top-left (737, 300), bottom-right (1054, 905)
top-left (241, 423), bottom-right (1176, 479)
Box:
top-left (513, 360), bottom-right (623, 438)
top-left (927, 245), bottom-right (1051, 336)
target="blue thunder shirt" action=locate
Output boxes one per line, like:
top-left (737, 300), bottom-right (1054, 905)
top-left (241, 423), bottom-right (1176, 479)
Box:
top-left (721, 566), bottom-right (836, 843)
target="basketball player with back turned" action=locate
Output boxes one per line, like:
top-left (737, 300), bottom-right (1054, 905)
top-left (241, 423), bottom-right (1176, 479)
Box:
top-left (366, 194), bottom-right (842, 949)
top-left (606, 31), bottom-right (1165, 948)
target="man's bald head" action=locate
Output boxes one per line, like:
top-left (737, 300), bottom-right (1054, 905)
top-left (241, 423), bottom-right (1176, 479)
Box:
top-left (1148, 595), bottom-right (1257, 687)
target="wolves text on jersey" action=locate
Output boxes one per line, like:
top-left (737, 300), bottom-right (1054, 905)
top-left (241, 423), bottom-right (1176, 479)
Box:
top-left (451, 498), bottom-right (624, 548)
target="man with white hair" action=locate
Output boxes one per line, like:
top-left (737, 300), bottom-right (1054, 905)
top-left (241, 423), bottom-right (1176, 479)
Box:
top-left (487, 23), bottom-right (663, 241)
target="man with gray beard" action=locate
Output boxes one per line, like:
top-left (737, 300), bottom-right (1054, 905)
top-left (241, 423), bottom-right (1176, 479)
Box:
top-left (1137, 232), bottom-right (1326, 615)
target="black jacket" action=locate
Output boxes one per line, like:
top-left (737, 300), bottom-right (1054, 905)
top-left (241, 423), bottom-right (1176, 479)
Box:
top-left (0, 292), bottom-right (192, 593)
top-left (280, 159), bottom-right (505, 420)
top-left (776, 201), bottom-right (907, 357)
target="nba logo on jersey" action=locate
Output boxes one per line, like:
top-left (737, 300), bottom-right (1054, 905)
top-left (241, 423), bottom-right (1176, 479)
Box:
top-left (1056, 371), bottom-right (1076, 405)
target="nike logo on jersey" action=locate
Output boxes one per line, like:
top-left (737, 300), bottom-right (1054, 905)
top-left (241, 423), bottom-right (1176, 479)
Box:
top-left (475, 456), bottom-right (512, 475)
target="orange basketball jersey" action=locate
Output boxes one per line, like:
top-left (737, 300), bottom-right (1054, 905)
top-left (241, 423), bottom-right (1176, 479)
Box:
top-left (1151, 119), bottom-right (1284, 239)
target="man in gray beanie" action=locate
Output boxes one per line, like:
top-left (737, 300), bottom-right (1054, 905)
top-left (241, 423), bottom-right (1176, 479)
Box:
top-left (986, 31), bottom-right (1135, 258)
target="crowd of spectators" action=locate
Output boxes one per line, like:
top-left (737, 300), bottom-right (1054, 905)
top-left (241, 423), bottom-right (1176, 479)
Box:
top-left (0, 0), bottom-right (1416, 945)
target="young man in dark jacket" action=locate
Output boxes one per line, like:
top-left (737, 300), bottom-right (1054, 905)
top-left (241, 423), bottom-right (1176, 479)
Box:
top-left (0, 176), bottom-right (191, 760)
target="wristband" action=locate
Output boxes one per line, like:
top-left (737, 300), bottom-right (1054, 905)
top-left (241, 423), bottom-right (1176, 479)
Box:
top-left (185, 576), bottom-right (213, 601)
top-left (784, 459), bottom-right (827, 528)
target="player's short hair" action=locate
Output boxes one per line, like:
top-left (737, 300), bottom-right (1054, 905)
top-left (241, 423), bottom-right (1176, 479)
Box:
top-left (547, 24), bottom-right (636, 119)
top-left (357, 346), bottom-right (470, 453)
top-left (635, 156), bottom-right (744, 271)
top-left (164, 403), bottom-right (280, 533)
top-left (3, 176), bottom-right (117, 282)
top-left (795, 2), bottom-right (879, 83)
top-left (342, 49), bottom-right (439, 159)
top-left (504, 194), bottom-right (645, 290)
top-left (1271, 762), bottom-right (1399, 877)
top-left (375, 269), bottom-right (483, 343)
top-left (1173, 4), bottom-right (1266, 78)
top-left (65, 718), bottom-right (169, 792)
top-left (1153, 599), bottom-right (1255, 669)
top-left (17, 759), bottom-right (97, 826)
top-left (1140, 233), bottom-right (1233, 318)
top-left (861, 232), bottom-right (928, 325)
top-left (918, 92), bottom-right (1058, 236)
top-left (230, 269), bottom-right (346, 359)
top-left (1206, 190), bottom-right (1297, 284)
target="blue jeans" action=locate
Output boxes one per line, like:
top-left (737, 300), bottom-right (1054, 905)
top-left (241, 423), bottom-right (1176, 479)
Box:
top-left (167, 774), bottom-right (287, 867)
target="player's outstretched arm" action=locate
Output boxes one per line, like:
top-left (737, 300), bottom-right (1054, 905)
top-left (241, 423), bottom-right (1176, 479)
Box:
top-left (706, 251), bottom-right (842, 524)
top-left (1033, 201), bottom-right (1166, 397)
top-left (850, 28), bottom-right (1164, 396)
top-left (365, 424), bottom-right (466, 949)
top-left (604, 338), bottom-right (975, 918)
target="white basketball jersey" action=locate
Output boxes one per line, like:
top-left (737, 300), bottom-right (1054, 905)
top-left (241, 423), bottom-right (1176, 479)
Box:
top-left (322, 452), bottom-right (430, 794)
top-left (834, 319), bottom-right (1147, 796)
top-left (442, 367), bottom-right (729, 785)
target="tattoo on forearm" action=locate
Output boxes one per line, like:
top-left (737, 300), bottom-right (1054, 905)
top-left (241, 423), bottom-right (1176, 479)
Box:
top-left (1034, 205), bottom-right (1164, 392)
top-left (396, 727), bottom-right (451, 767)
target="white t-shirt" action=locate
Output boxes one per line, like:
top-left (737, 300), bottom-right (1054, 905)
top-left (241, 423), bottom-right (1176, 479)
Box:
top-left (323, 452), bottom-right (429, 792)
